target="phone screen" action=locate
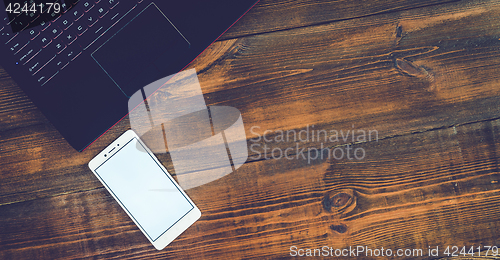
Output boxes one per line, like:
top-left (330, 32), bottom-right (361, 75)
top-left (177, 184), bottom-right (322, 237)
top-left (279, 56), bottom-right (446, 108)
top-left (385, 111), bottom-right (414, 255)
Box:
top-left (94, 137), bottom-right (194, 241)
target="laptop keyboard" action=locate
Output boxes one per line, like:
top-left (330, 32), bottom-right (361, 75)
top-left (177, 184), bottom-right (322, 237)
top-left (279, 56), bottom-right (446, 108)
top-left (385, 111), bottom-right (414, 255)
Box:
top-left (1, 0), bottom-right (146, 86)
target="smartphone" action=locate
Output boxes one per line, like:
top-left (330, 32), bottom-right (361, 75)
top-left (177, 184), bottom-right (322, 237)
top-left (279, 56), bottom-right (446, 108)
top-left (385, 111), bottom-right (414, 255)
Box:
top-left (88, 130), bottom-right (201, 250)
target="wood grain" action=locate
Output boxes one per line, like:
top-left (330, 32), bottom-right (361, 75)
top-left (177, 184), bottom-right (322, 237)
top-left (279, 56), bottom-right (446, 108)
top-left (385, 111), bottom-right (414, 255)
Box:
top-left (192, 0), bottom-right (500, 143)
top-left (221, 0), bottom-right (460, 40)
top-left (1, 119), bottom-right (499, 259)
top-left (1, 0), bottom-right (500, 258)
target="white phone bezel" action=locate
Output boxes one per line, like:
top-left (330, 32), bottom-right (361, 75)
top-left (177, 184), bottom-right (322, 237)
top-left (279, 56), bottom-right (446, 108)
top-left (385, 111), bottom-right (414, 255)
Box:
top-left (88, 130), bottom-right (201, 250)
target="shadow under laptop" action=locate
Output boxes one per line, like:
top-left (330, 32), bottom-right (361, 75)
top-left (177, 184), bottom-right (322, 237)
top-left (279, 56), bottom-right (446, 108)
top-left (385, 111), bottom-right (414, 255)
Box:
top-left (128, 68), bottom-right (248, 190)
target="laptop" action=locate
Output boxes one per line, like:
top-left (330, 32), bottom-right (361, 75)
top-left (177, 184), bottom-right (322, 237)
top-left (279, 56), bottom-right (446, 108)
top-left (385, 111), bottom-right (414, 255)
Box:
top-left (0, 0), bottom-right (258, 151)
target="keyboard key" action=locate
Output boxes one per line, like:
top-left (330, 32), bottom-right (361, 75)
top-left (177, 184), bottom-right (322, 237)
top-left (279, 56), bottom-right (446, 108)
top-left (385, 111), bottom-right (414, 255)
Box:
top-left (54, 41), bottom-right (67, 54)
top-left (4, 32), bottom-right (18, 44)
top-left (108, 10), bottom-right (123, 24)
top-left (36, 74), bottom-right (47, 84)
top-left (1, 31), bottom-right (15, 44)
top-left (27, 28), bottom-right (40, 40)
top-left (47, 26), bottom-right (63, 39)
top-left (53, 54), bottom-right (69, 70)
top-left (5, 16), bottom-right (15, 26)
top-left (17, 46), bottom-right (41, 65)
top-left (61, 2), bottom-right (71, 13)
top-left (71, 9), bottom-right (84, 21)
top-left (36, 34), bottom-right (52, 48)
top-left (38, 70), bottom-right (59, 86)
top-left (106, 0), bottom-right (119, 9)
top-left (95, 5), bottom-right (109, 18)
top-left (63, 43), bottom-right (82, 61)
top-left (59, 18), bottom-right (73, 30)
top-left (39, 20), bottom-right (51, 31)
top-left (73, 21), bottom-right (88, 36)
top-left (92, 25), bottom-right (105, 35)
top-left (61, 30), bottom-right (77, 45)
top-left (83, 1), bottom-right (95, 12)
top-left (27, 11), bottom-right (39, 21)
top-left (85, 13), bottom-right (98, 27)
top-left (9, 41), bottom-right (25, 55)
top-left (9, 38), bottom-right (30, 55)
top-left (27, 59), bottom-right (42, 75)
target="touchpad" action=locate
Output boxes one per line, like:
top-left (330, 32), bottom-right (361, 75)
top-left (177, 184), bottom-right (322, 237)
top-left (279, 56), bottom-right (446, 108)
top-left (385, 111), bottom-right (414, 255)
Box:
top-left (92, 3), bottom-right (190, 97)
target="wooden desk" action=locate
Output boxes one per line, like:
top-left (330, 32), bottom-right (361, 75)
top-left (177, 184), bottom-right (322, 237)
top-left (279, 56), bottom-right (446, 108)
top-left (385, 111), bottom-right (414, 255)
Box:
top-left (2, 0), bottom-right (500, 258)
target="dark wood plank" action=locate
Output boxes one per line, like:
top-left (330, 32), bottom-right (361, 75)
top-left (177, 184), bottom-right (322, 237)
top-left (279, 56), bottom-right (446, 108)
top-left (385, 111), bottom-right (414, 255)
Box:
top-left (190, 0), bottom-right (500, 149)
top-left (0, 70), bottom-right (43, 131)
top-left (0, 118), bottom-right (130, 206)
top-left (1, 118), bottom-right (499, 259)
top-left (221, 0), bottom-right (460, 40)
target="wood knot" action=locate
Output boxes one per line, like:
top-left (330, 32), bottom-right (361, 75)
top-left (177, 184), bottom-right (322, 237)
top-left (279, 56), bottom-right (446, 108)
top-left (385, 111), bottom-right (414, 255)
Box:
top-left (332, 193), bottom-right (351, 207)
top-left (396, 25), bottom-right (403, 38)
top-left (330, 224), bottom-right (347, 233)
top-left (395, 58), bottom-right (434, 81)
top-left (322, 189), bottom-right (356, 214)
